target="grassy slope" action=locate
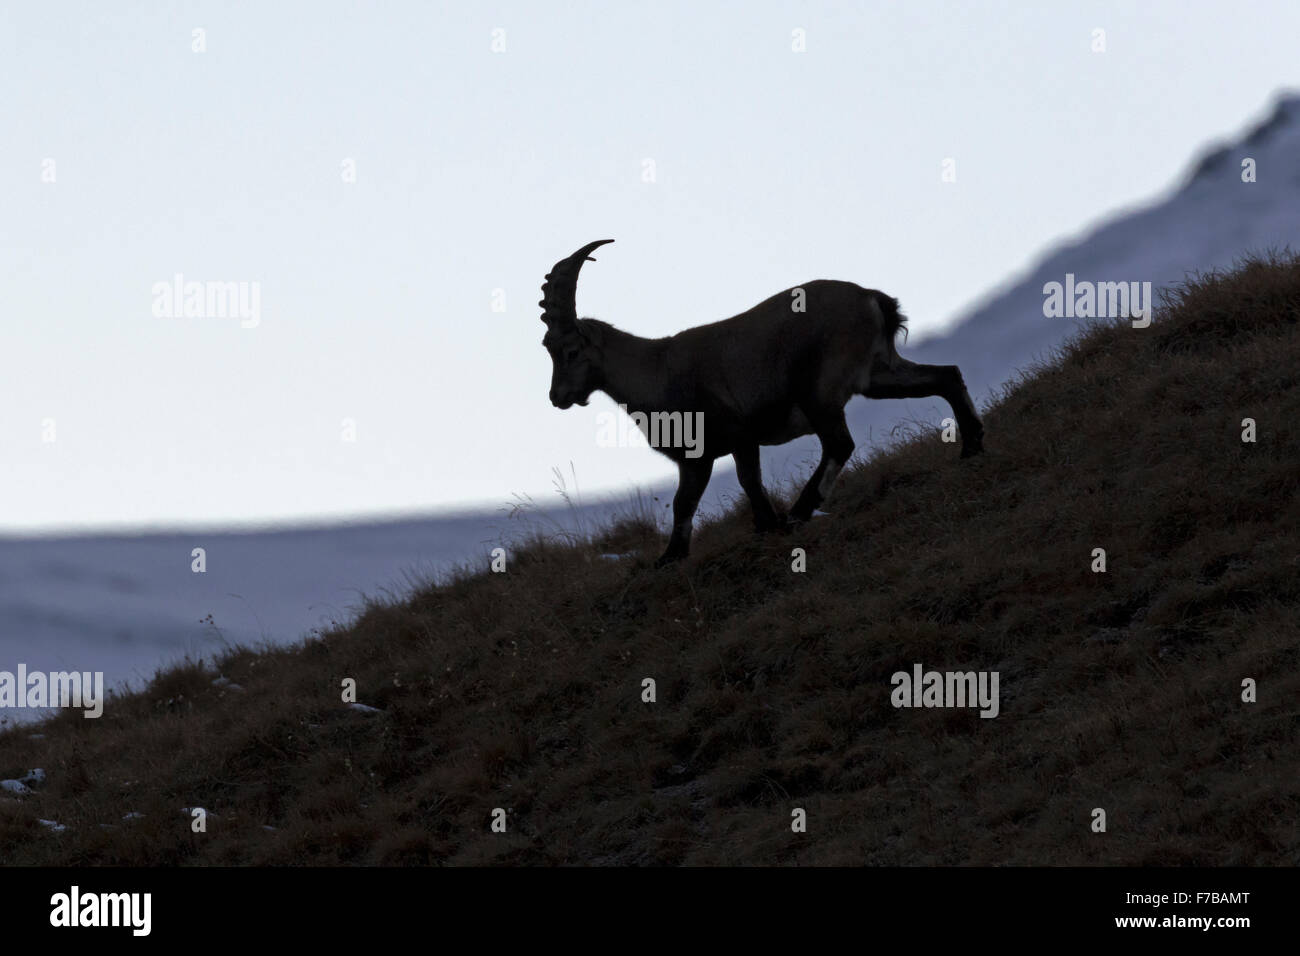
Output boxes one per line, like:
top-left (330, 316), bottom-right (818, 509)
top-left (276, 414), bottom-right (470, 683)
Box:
top-left (3, 256), bottom-right (1298, 865)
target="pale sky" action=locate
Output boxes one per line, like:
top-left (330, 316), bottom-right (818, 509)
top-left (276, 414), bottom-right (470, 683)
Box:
top-left (3, 1), bottom-right (1297, 533)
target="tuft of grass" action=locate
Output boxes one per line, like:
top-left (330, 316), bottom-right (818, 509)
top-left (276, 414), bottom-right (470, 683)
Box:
top-left (3, 253), bottom-right (1299, 865)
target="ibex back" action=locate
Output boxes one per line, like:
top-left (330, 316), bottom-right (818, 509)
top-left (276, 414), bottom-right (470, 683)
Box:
top-left (540, 240), bottom-right (984, 567)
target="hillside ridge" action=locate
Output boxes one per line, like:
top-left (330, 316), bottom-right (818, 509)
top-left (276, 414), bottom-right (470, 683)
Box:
top-left (2, 254), bottom-right (1298, 865)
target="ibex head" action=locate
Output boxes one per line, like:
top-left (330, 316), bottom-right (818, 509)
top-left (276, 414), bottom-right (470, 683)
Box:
top-left (540, 239), bottom-right (614, 409)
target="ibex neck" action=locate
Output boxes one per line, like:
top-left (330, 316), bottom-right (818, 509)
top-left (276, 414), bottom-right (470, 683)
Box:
top-left (579, 319), bottom-right (673, 412)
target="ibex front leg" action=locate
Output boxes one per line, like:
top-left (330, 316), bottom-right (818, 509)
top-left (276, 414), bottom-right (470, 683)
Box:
top-left (789, 408), bottom-right (854, 523)
top-left (655, 458), bottom-right (714, 567)
top-left (733, 443), bottom-right (782, 532)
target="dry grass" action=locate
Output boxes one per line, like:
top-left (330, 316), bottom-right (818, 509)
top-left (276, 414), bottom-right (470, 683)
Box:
top-left (3, 253), bottom-right (1299, 865)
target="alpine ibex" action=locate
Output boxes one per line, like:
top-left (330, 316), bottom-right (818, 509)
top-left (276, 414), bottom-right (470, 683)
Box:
top-left (540, 240), bottom-right (984, 567)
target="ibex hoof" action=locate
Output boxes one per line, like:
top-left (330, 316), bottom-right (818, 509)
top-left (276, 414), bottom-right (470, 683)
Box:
top-left (654, 550), bottom-right (687, 569)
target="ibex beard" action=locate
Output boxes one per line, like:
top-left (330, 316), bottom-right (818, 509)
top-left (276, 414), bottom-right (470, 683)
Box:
top-left (540, 239), bottom-right (984, 568)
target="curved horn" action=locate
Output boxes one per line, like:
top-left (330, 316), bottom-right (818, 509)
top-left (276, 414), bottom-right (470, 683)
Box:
top-left (539, 239), bottom-right (614, 329)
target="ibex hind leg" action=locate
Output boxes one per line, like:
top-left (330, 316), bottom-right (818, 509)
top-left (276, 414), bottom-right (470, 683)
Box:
top-left (865, 358), bottom-right (984, 456)
top-left (789, 409), bottom-right (854, 524)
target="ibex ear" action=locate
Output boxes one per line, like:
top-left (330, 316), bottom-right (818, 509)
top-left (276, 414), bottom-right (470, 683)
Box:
top-left (539, 239), bottom-right (614, 331)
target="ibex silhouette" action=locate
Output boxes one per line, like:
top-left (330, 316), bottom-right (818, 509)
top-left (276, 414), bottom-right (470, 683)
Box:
top-left (540, 240), bottom-right (984, 566)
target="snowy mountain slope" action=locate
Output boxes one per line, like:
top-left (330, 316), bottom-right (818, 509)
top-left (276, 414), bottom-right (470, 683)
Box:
top-left (4, 93), bottom-right (1298, 719)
